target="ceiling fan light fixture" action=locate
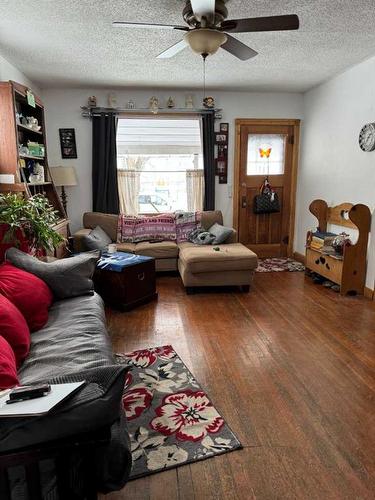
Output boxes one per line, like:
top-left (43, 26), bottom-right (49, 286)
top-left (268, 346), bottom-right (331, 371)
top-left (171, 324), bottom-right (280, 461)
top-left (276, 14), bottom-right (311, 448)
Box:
top-left (185, 29), bottom-right (227, 55)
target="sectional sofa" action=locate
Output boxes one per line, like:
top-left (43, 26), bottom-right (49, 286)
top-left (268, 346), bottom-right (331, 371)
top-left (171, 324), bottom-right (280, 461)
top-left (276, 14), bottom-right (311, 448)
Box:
top-left (74, 211), bottom-right (258, 291)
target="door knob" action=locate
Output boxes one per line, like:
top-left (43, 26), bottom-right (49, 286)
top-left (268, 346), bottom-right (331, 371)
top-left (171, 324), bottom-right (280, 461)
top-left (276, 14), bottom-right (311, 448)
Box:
top-left (241, 196), bottom-right (247, 208)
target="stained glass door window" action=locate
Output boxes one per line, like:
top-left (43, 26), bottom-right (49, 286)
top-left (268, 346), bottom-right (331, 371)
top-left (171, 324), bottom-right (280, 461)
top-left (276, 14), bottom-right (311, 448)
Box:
top-left (246, 134), bottom-right (286, 175)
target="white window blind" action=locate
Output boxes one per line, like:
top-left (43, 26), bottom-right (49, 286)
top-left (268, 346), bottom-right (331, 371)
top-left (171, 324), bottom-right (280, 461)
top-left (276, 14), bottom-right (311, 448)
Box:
top-left (117, 118), bottom-right (202, 155)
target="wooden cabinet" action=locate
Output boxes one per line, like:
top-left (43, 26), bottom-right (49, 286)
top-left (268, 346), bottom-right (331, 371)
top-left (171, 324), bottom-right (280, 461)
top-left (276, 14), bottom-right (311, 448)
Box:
top-left (0, 80), bottom-right (69, 258)
top-left (305, 200), bottom-right (371, 296)
top-left (94, 258), bottom-right (158, 310)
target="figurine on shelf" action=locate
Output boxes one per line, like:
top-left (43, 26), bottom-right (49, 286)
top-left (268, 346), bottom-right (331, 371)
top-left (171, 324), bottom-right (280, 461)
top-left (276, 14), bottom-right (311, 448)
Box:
top-left (88, 96), bottom-right (97, 108)
top-left (167, 96), bottom-right (175, 108)
top-left (149, 96), bottom-right (159, 114)
top-left (108, 93), bottom-right (117, 108)
top-left (203, 96), bottom-right (215, 108)
top-left (26, 117), bottom-right (41, 131)
top-left (34, 162), bottom-right (45, 183)
top-left (185, 95), bottom-right (194, 109)
top-left (126, 100), bottom-right (135, 109)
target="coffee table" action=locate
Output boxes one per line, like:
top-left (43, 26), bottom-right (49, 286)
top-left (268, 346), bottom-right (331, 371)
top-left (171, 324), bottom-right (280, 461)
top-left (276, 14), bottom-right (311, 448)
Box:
top-left (94, 252), bottom-right (157, 310)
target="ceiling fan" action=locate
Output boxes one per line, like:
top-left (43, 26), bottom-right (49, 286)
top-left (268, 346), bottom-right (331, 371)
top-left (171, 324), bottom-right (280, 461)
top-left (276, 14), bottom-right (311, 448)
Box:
top-left (113, 0), bottom-right (299, 61)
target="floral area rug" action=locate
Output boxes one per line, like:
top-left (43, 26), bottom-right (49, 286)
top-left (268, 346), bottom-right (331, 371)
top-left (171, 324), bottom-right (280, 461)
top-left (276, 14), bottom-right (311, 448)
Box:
top-left (256, 257), bottom-right (305, 273)
top-left (116, 345), bottom-right (241, 480)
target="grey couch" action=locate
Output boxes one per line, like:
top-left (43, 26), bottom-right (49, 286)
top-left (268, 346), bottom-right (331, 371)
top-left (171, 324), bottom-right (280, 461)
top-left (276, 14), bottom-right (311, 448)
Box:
top-left (0, 292), bottom-right (132, 498)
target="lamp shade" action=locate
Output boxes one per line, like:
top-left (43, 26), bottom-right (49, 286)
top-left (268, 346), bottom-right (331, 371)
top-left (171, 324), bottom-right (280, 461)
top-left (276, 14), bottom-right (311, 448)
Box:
top-left (185, 29), bottom-right (227, 55)
top-left (50, 166), bottom-right (77, 187)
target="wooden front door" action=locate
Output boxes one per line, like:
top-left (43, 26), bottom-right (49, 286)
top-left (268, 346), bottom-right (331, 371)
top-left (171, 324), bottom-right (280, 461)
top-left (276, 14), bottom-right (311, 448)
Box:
top-left (234, 119), bottom-right (300, 258)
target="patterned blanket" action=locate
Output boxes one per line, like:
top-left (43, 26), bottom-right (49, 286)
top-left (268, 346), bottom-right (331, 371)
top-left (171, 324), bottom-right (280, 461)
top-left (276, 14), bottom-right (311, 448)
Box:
top-left (117, 212), bottom-right (201, 244)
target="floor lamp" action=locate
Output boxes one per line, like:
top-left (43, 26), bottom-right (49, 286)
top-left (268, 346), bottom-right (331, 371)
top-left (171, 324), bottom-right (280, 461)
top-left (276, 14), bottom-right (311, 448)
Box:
top-left (49, 166), bottom-right (77, 216)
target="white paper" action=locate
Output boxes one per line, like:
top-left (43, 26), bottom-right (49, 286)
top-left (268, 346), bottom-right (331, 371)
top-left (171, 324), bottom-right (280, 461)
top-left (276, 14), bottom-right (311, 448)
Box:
top-left (0, 382), bottom-right (85, 417)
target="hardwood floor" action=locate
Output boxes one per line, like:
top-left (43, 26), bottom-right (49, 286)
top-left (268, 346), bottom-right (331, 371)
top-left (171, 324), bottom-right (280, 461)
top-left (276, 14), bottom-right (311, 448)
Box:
top-left (103, 272), bottom-right (375, 500)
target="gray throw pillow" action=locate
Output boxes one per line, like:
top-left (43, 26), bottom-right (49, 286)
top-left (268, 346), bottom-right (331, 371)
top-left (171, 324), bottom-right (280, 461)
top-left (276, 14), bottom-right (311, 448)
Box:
top-left (208, 223), bottom-right (234, 244)
top-left (188, 228), bottom-right (215, 245)
top-left (6, 247), bottom-right (100, 300)
top-left (82, 225), bottom-right (112, 251)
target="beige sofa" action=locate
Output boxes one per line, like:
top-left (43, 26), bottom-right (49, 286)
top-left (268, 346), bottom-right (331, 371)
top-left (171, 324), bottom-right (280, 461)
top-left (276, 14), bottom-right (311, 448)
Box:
top-left (73, 211), bottom-right (258, 291)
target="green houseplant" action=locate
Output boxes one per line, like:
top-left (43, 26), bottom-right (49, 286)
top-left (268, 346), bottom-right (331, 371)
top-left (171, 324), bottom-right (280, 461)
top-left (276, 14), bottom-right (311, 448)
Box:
top-left (0, 193), bottom-right (64, 256)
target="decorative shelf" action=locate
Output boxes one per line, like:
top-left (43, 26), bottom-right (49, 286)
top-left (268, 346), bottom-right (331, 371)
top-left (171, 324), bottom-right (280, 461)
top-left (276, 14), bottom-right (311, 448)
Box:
top-left (17, 123), bottom-right (43, 136)
top-left (19, 154), bottom-right (45, 160)
top-left (81, 105), bottom-right (223, 118)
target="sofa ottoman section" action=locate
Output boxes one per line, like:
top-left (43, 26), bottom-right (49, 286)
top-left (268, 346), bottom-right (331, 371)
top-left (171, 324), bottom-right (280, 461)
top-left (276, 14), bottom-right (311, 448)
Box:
top-left (178, 243), bottom-right (258, 292)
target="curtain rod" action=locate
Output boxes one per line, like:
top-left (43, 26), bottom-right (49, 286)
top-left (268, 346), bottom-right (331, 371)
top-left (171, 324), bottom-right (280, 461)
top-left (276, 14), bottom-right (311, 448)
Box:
top-left (81, 106), bottom-right (222, 119)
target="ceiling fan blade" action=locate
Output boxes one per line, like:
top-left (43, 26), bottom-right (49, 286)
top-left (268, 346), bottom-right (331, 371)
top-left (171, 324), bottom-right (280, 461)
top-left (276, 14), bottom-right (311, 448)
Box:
top-left (157, 39), bottom-right (188, 59)
top-left (221, 35), bottom-right (258, 61)
top-left (112, 21), bottom-right (188, 31)
top-left (221, 14), bottom-right (299, 33)
top-left (190, 0), bottom-right (216, 21)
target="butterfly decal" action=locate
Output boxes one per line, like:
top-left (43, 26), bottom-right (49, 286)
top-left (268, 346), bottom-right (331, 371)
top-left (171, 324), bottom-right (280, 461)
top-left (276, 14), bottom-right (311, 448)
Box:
top-left (259, 147), bottom-right (272, 158)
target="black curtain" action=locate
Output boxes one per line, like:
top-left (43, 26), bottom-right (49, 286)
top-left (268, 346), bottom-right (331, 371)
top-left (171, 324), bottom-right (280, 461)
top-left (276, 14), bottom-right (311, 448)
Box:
top-left (201, 112), bottom-right (215, 211)
top-left (92, 113), bottom-right (119, 213)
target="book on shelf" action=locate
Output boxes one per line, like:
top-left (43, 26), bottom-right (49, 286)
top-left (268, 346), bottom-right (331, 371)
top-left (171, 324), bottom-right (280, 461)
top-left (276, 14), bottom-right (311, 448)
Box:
top-left (309, 231), bottom-right (337, 250)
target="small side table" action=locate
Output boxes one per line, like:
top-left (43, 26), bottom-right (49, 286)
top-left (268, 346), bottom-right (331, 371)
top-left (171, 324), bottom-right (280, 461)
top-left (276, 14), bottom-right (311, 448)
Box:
top-left (94, 252), bottom-right (157, 311)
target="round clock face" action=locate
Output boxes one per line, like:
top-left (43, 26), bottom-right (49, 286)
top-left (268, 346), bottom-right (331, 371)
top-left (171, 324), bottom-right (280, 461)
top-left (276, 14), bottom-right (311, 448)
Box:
top-left (359, 122), bottom-right (375, 152)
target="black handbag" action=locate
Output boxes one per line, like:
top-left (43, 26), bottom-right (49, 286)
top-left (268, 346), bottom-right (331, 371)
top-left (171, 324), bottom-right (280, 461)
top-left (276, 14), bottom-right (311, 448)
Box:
top-left (253, 179), bottom-right (280, 214)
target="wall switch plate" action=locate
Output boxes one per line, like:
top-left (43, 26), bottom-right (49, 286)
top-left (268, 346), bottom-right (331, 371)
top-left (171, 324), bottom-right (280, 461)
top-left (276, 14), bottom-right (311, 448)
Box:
top-left (227, 184), bottom-right (232, 198)
top-left (0, 174), bottom-right (14, 184)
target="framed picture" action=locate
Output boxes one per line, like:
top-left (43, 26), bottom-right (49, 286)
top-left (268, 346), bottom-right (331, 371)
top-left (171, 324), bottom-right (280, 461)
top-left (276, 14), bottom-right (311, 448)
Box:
top-left (216, 160), bottom-right (226, 174)
top-left (59, 128), bottom-right (77, 159)
top-left (215, 133), bottom-right (227, 144)
top-left (220, 122), bottom-right (229, 133)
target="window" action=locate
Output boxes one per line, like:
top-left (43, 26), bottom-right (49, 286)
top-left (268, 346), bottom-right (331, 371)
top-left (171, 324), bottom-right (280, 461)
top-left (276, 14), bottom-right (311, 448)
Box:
top-left (246, 134), bottom-right (286, 176)
top-left (116, 117), bottom-right (204, 214)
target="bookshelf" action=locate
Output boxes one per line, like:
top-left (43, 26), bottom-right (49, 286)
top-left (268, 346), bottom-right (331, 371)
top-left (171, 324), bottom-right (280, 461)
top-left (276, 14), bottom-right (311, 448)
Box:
top-left (305, 199), bottom-right (371, 295)
top-left (0, 80), bottom-right (69, 257)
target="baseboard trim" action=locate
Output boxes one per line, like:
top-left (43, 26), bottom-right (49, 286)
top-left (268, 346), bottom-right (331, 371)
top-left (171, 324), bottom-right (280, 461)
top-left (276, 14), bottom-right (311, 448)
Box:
top-left (293, 252), bottom-right (305, 264)
top-left (364, 287), bottom-right (374, 300)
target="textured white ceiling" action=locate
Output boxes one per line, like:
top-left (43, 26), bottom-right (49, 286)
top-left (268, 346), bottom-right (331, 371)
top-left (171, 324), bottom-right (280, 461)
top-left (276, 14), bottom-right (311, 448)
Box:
top-left (1, 0), bottom-right (375, 92)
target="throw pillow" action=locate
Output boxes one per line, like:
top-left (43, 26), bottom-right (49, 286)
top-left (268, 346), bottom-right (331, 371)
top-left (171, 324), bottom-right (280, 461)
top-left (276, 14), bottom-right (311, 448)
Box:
top-left (0, 262), bottom-right (53, 332)
top-left (0, 295), bottom-right (30, 367)
top-left (6, 248), bottom-right (100, 300)
top-left (208, 223), bottom-right (234, 245)
top-left (188, 228), bottom-right (216, 245)
top-left (0, 336), bottom-right (19, 389)
top-left (82, 225), bottom-right (112, 251)
top-left (175, 211), bottom-right (202, 243)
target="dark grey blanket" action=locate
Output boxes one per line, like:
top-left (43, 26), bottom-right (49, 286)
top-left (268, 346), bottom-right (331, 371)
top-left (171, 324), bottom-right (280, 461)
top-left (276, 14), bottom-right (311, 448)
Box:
top-left (0, 293), bottom-right (132, 494)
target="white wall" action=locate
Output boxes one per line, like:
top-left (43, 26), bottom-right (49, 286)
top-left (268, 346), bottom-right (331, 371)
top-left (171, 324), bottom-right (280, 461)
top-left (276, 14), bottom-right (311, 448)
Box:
top-left (42, 88), bottom-right (303, 232)
top-left (0, 53), bottom-right (40, 95)
top-left (296, 55), bottom-right (375, 289)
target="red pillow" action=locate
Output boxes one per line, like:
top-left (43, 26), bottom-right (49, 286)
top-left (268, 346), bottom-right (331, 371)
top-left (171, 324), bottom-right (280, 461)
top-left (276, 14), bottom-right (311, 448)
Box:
top-left (0, 336), bottom-right (19, 389)
top-left (0, 262), bottom-right (53, 332)
top-left (0, 295), bottom-right (30, 367)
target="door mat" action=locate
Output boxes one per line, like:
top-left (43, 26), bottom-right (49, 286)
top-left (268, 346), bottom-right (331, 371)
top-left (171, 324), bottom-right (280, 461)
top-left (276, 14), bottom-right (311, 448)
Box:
top-left (256, 257), bottom-right (305, 273)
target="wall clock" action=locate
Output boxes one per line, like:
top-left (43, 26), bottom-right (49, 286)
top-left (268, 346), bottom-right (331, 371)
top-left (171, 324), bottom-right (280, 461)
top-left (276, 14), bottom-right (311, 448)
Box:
top-left (359, 122), bottom-right (375, 152)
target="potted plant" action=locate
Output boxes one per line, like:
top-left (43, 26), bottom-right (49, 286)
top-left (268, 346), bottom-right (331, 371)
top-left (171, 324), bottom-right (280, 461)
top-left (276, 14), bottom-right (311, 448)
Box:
top-left (0, 193), bottom-right (64, 260)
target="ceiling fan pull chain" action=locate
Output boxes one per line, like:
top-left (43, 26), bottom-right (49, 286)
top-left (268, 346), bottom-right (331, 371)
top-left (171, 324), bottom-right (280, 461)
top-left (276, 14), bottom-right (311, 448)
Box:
top-left (202, 53), bottom-right (207, 102)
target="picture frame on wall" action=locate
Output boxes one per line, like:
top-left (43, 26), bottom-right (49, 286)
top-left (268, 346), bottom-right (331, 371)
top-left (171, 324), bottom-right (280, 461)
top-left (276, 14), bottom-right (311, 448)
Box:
top-left (215, 122), bottom-right (229, 184)
top-left (59, 128), bottom-right (77, 159)
top-left (215, 133), bottom-right (227, 144)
